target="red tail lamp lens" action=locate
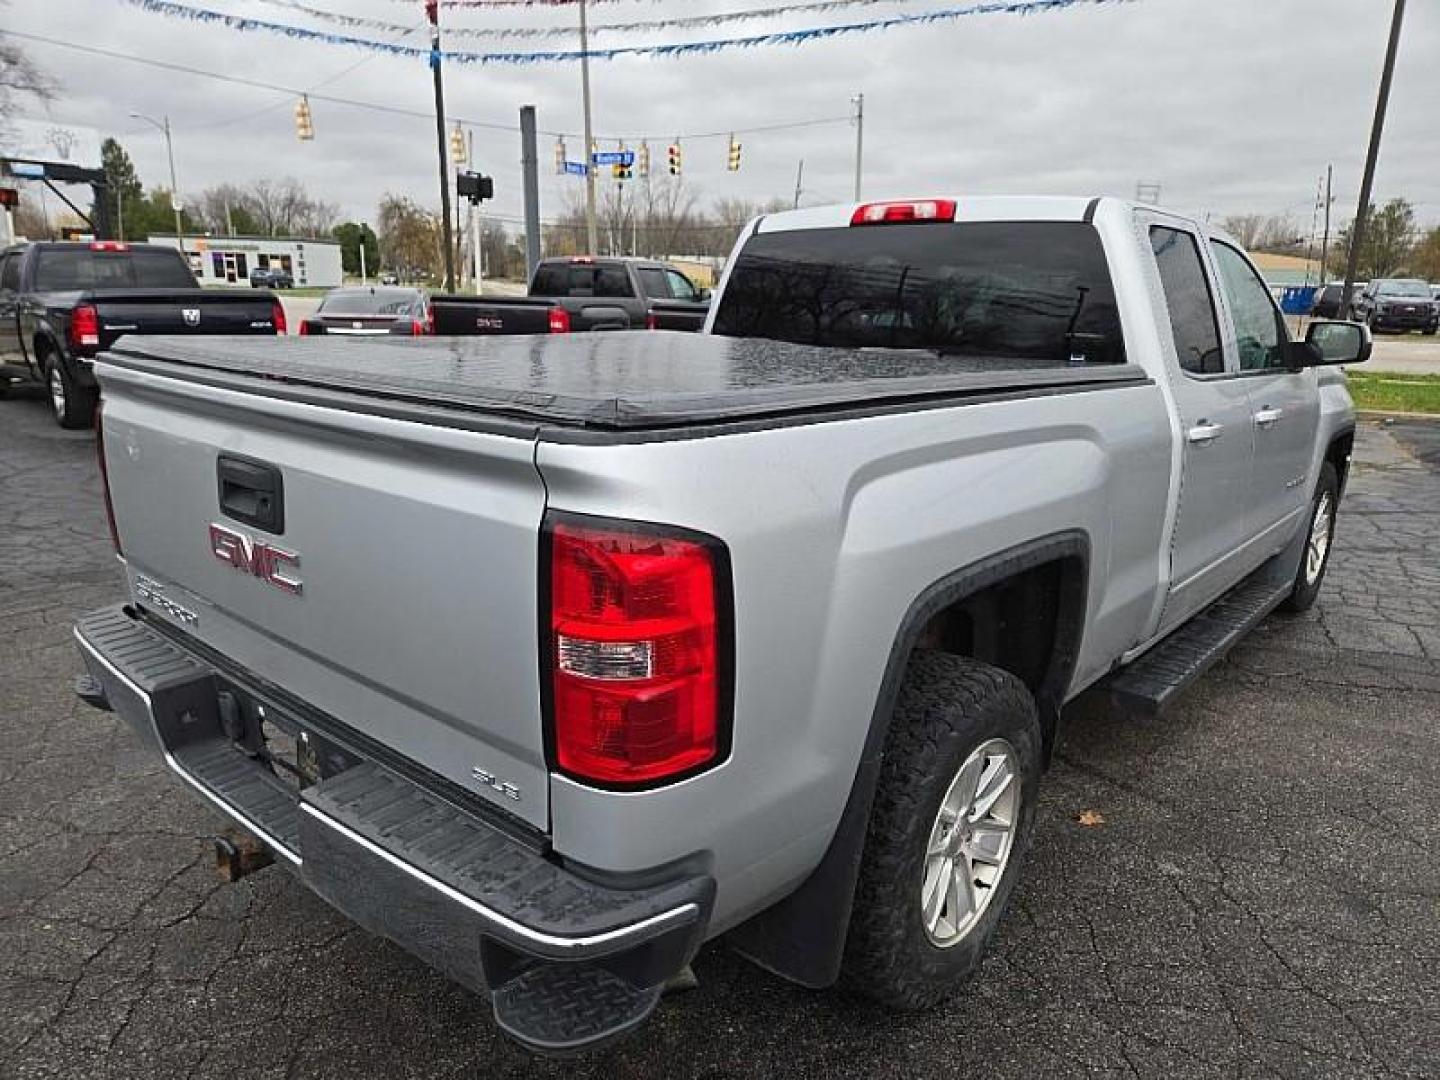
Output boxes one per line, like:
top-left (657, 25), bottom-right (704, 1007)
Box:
top-left (69, 304), bottom-right (101, 350)
top-left (271, 300), bottom-right (288, 335)
top-left (545, 517), bottom-right (731, 787)
top-left (850, 199), bottom-right (957, 226)
top-left (548, 307), bottom-right (571, 333)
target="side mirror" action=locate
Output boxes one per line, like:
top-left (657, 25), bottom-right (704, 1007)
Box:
top-left (1303, 320), bottom-right (1372, 366)
top-left (697, 288), bottom-right (712, 304)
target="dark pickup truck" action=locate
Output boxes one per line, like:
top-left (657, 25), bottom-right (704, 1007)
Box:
top-left (431, 256), bottom-right (711, 337)
top-left (0, 241), bottom-right (283, 427)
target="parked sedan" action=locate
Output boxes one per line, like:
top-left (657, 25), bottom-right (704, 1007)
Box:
top-left (249, 266), bottom-right (295, 289)
top-left (298, 286), bottom-right (432, 336)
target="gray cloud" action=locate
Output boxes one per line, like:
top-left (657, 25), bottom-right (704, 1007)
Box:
top-left (10, 0), bottom-right (1440, 234)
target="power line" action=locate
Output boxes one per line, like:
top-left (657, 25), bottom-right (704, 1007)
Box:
top-left (0, 29), bottom-right (849, 143)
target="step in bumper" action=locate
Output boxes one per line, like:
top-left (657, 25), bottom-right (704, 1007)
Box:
top-left (74, 604), bottom-right (712, 1053)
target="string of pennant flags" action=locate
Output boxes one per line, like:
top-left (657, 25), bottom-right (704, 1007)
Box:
top-left (118, 0), bottom-right (1132, 66)
top-left (253, 0), bottom-right (937, 40)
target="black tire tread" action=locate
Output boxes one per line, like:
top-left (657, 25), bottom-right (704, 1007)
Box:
top-left (841, 651), bottom-right (1040, 1010)
top-left (1280, 461), bottom-right (1339, 614)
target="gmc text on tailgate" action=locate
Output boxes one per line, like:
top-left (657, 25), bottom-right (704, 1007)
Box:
top-left (72, 196), bottom-right (1368, 1055)
top-left (0, 240), bottom-right (283, 427)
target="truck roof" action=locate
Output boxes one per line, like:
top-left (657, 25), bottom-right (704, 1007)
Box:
top-left (101, 334), bottom-right (1145, 438)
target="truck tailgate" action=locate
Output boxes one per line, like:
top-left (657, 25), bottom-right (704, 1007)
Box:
top-left (97, 359), bottom-right (551, 828)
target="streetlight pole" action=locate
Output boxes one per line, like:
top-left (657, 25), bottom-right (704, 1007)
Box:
top-left (425, 0), bottom-right (457, 292)
top-left (579, 0), bottom-right (599, 256)
top-left (851, 93), bottom-right (864, 202)
top-left (359, 221), bottom-right (368, 284)
top-left (1340, 0), bottom-right (1407, 317)
top-left (130, 112), bottom-right (184, 244)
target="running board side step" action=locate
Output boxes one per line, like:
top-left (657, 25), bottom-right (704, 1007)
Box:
top-left (1105, 573), bottom-right (1293, 715)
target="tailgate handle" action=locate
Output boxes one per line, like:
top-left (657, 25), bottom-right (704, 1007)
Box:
top-left (217, 455), bottom-right (285, 534)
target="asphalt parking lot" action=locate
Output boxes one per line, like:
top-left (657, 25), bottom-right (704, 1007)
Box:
top-left (2, 391), bottom-right (1437, 1079)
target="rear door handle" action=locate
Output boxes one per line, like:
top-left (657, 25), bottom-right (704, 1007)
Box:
top-left (1253, 406), bottom-right (1284, 427)
top-left (1186, 422), bottom-right (1224, 445)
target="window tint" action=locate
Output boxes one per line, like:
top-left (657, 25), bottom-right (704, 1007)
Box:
top-left (1149, 227), bottom-right (1224, 375)
top-left (531, 263), bottom-right (567, 296)
top-left (33, 248), bottom-right (197, 290)
top-left (1209, 241), bottom-right (1285, 372)
top-left (319, 289), bottom-right (422, 316)
top-left (712, 221), bottom-right (1125, 366)
top-left (0, 254), bottom-right (18, 291)
top-left (594, 264), bottom-right (632, 297)
top-left (637, 267), bottom-right (671, 299)
top-left (664, 269), bottom-right (699, 302)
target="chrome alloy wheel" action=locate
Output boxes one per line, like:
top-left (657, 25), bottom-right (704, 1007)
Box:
top-left (920, 738), bottom-right (1020, 948)
top-left (48, 364), bottom-right (66, 421)
top-left (1305, 490), bottom-right (1334, 586)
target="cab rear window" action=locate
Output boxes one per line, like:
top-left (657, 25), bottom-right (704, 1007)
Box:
top-left (33, 248), bottom-right (197, 290)
top-left (712, 221), bottom-right (1125, 367)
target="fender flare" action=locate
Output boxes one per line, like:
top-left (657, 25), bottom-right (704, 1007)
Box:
top-left (725, 530), bottom-right (1090, 989)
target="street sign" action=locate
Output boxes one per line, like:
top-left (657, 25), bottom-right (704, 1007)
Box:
top-left (564, 161), bottom-right (589, 176)
top-left (590, 151), bottom-right (634, 167)
top-left (7, 162), bottom-right (45, 179)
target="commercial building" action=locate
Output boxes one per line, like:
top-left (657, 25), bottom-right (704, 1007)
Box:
top-left (147, 233), bottom-right (342, 288)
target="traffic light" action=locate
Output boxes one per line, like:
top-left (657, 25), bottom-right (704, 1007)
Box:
top-left (457, 171), bottom-right (493, 203)
top-left (449, 122), bottom-right (467, 166)
top-left (638, 141), bottom-right (650, 180)
top-left (294, 95), bottom-right (314, 141)
top-left (667, 141), bottom-right (682, 176)
top-left (727, 135), bottom-right (742, 173)
top-left (554, 137), bottom-right (567, 175)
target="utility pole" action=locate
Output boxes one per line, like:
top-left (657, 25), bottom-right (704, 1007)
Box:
top-left (1341, 0), bottom-right (1407, 317)
top-left (1319, 164), bottom-right (1333, 282)
top-left (130, 112), bottom-right (184, 243)
top-left (851, 94), bottom-right (864, 202)
top-left (426, 0), bottom-right (456, 292)
top-left (359, 222), bottom-right (368, 284)
top-left (793, 158), bottom-right (804, 209)
top-left (469, 129), bottom-right (483, 296)
top-left (519, 105), bottom-right (542, 280)
top-left (578, 0), bottom-right (599, 255)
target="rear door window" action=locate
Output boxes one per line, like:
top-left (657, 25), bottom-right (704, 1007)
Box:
top-left (711, 220), bottom-right (1125, 366)
top-left (1149, 226), bottom-right (1225, 375)
top-left (594, 264), bottom-right (633, 297)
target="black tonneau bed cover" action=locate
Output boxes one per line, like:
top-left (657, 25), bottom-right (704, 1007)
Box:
top-left (102, 333), bottom-right (1145, 433)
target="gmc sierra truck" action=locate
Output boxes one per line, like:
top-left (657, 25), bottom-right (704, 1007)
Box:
top-left (431, 255), bottom-right (710, 336)
top-left (0, 241), bottom-right (283, 428)
top-left (72, 197), bottom-right (1368, 1056)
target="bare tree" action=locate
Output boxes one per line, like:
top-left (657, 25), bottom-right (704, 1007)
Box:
top-left (0, 7), bottom-right (55, 136)
top-left (1220, 213), bottom-right (1303, 254)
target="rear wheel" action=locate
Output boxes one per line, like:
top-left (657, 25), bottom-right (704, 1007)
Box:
top-left (1280, 462), bottom-right (1339, 614)
top-left (45, 354), bottom-right (97, 430)
top-left (842, 651), bottom-right (1041, 1010)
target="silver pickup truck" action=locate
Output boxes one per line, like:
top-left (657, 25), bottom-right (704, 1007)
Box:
top-left (73, 196), bottom-right (1369, 1055)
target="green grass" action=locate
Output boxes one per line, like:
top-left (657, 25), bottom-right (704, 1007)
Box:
top-left (1346, 370), bottom-right (1440, 415)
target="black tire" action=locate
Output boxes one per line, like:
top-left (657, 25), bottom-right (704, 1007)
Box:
top-left (44, 354), bottom-right (97, 430)
top-left (1280, 462), bottom-right (1339, 614)
top-left (0, 377), bottom-right (12, 400)
top-left (841, 651), bottom-right (1041, 1010)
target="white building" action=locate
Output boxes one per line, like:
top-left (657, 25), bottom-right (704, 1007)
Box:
top-left (147, 233), bottom-right (343, 288)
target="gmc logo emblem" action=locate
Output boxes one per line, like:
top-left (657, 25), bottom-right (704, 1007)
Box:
top-left (208, 523), bottom-right (303, 596)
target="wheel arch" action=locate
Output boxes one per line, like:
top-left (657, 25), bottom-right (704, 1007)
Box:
top-left (725, 530), bottom-right (1090, 989)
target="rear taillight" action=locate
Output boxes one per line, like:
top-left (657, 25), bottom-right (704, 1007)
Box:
top-left (850, 199), bottom-right (956, 226)
top-left (645, 312), bottom-right (659, 330)
top-left (297, 319), bottom-right (311, 336)
top-left (89, 241), bottom-right (128, 252)
top-left (544, 515), bottom-right (731, 788)
top-left (95, 401), bottom-right (122, 555)
top-left (69, 304), bottom-right (100, 351)
top-left (271, 300), bottom-right (288, 335)
top-left (548, 307), bottom-right (571, 334)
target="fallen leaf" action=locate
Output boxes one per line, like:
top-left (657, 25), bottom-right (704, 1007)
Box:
top-left (1076, 809), bottom-right (1106, 827)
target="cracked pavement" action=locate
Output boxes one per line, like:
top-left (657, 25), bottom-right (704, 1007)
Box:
top-left (1, 388), bottom-right (1437, 1079)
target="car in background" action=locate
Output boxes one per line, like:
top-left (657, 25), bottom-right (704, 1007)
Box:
top-left (379, 272), bottom-right (400, 286)
top-left (1352, 278), bottom-right (1439, 334)
top-left (1309, 283), bottom-right (1349, 319)
top-left (250, 266), bottom-right (295, 289)
top-left (298, 286), bottom-right (432, 336)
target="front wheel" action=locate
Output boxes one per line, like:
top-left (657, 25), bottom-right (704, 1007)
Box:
top-left (46, 356), bottom-right (97, 430)
top-left (842, 651), bottom-right (1041, 1010)
top-left (1280, 462), bottom-right (1339, 614)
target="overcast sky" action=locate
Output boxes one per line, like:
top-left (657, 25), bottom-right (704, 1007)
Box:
top-left (7, 0), bottom-right (1439, 237)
